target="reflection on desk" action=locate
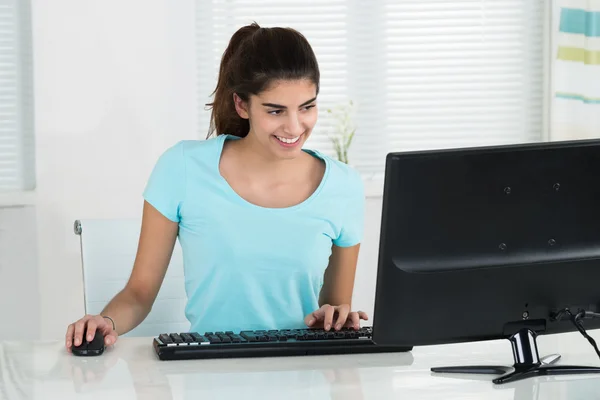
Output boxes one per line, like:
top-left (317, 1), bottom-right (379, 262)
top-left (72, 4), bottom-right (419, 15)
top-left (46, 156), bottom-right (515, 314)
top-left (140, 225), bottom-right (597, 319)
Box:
top-left (1, 333), bottom-right (599, 399)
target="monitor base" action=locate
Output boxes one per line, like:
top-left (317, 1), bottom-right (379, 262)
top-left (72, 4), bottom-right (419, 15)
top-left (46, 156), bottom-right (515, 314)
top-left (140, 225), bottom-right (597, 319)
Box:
top-left (431, 328), bottom-right (600, 384)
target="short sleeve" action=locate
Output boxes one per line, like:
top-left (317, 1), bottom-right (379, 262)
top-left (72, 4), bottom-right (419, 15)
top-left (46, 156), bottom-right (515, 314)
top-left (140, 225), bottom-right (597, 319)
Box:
top-left (333, 169), bottom-right (365, 247)
top-left (143, 141), bottom-right (186, 222)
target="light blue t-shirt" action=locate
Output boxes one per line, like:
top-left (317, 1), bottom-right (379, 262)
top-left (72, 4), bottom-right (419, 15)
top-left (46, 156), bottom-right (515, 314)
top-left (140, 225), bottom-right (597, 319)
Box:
top-left (143, 134), bottom-right (365, 334)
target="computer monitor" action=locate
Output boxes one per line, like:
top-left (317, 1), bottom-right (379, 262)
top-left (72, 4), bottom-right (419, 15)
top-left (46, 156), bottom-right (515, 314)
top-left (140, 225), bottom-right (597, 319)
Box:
top-left (371, 138), bottom-right (600, 384)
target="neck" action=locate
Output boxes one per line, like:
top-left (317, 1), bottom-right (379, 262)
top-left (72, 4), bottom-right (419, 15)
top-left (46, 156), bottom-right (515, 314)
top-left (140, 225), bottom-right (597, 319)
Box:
top-left (235, 133), bottom-right (301, 178)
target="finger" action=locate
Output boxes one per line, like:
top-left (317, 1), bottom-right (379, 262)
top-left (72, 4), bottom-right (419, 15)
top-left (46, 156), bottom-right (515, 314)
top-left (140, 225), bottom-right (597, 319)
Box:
top-left (305, 305), bottom-right (328, 326)
top-left (86, 320), bottom-right (98, 342)
top-left (65, 324), bottom-right (75, 349)
top-left (334, 305), bottom-right (350, 331)
top-left (358, 311), bottom-right (369, 321)
top-left (73, 317), bottom-right (90, 346)
top-left (105, 331), bottom-right (118, 346)
top-left (304, 313), bottom-right (316, 327)
top-left (324, 305), bottom-right (336, 331)
top-left (350, 312), bottom-right (360, 329)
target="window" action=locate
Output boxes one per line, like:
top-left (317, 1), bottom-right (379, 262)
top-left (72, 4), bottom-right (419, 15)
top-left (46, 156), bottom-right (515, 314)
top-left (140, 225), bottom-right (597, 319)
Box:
top-left (196, 0), bottom-right (546, 182)
top-left (0, 0), bottom-right (35, 193)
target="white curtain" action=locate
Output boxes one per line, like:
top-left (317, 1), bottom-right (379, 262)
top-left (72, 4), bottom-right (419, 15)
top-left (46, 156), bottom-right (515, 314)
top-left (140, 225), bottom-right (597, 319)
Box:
top-left (551, 0), bottom-right (600, 140)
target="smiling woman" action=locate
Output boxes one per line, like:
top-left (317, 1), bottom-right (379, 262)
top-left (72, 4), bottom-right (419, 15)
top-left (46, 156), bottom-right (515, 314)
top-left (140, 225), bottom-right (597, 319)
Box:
top-left (65, 22), bottom-right (368, 350)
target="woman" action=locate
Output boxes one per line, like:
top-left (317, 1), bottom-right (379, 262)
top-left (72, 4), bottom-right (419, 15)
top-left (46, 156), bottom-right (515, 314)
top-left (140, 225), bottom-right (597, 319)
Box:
top-left (65, 22), bottom-right (367, 351)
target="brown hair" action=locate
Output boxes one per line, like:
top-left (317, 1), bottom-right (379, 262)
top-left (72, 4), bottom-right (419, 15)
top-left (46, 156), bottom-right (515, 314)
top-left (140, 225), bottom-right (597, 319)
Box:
top-left (206, 22), bottom-right (320, 138)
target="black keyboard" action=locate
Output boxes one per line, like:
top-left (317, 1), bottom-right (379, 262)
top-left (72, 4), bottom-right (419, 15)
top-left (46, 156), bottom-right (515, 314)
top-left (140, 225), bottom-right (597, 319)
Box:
top-left (153, 326), bottom-right (411, 360)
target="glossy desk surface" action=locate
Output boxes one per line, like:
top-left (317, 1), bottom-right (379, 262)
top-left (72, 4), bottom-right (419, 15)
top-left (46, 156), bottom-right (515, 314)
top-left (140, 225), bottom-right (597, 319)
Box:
top-left (1, 332), bottom-right (600, 399)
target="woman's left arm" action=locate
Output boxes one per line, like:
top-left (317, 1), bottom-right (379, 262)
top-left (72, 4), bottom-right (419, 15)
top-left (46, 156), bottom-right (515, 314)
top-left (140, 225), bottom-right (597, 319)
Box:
top-left (320, 244), bottom-right (360, 307)
top-left (305, 244), bottom-right (369, 331)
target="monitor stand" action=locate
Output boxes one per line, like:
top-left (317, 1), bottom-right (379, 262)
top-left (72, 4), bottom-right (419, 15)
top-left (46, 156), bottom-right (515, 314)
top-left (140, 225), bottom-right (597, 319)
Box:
top-left (431, 328), bottom-right (600, 384)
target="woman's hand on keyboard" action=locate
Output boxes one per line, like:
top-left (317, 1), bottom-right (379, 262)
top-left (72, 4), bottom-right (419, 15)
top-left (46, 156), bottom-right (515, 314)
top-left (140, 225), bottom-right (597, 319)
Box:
top-left (304, 304), bottom-right (368, 331)
top-left (65, 314), bottom-right (118, 352)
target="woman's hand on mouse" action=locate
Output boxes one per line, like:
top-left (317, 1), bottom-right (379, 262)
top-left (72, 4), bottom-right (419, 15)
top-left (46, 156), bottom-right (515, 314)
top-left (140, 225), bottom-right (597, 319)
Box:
top-left (304, 304), bottom-right (368, 331)
top-left (65, 314), bottom-right (118, 352)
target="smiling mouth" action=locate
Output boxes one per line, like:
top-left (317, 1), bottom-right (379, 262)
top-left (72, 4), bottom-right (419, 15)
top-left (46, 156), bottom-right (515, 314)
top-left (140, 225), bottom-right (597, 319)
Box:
top-left (275, 135), bottom-right (301, 144)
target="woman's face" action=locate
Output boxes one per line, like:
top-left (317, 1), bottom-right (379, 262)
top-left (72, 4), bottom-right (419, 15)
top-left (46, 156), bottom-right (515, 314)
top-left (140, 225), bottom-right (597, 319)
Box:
top-left (234, 79), bottom-right (318, 160)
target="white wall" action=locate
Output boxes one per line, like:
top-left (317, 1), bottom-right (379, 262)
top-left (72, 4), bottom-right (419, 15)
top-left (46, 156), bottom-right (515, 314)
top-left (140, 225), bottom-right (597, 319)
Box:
top-left (0, 206), bottom-right (39, 340)
top-left (352, 198), bottom-right (382, 320)
top-left (32, 0), bottom-right (197, 339)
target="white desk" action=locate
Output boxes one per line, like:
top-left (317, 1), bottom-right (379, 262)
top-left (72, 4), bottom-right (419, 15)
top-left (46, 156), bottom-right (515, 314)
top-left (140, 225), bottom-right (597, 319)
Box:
top-left (1, 333), bottom-right (600, 399)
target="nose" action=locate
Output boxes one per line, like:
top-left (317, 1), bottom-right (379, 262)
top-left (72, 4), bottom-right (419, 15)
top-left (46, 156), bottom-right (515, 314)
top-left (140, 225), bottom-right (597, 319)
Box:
top-left (284, 113), bottom-right (304, 136)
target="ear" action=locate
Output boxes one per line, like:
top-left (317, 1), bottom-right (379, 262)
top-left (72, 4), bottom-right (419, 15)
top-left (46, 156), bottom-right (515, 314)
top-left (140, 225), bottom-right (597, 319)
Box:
top-left (233, 93), bottom-right (249, 119)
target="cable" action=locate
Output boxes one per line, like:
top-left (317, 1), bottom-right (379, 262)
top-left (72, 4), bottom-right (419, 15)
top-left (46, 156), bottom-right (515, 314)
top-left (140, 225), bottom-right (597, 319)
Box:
top-left (552, 308), bottom-right (600, 359)
top-left (582, 311), bottom-right (600, 319)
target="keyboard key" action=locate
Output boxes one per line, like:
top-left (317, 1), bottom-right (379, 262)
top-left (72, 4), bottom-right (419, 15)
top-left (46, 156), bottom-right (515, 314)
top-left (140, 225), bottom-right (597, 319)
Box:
top-left (245, 334), bottom-right (258, 341)
top-left (180, 333), bottom-right (195, 343)
top-left (229, 334), bottom-right (246, 343)
top-left (159, 334), bottom-right (173, 344)
top-left (169, 333), bottom-right (184, 344)
top-left (208, 335), bottom-right (222, 343)
top-left (190, 333), bottom-right (207, 343)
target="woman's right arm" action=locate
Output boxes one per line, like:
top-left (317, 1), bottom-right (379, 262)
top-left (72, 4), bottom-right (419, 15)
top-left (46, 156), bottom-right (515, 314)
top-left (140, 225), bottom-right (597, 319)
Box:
top-left (65, 200), bottom-right (179, 351)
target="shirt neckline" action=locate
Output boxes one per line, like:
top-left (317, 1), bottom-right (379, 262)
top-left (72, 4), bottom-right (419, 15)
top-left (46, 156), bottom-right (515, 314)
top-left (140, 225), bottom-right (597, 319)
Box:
top-left (214, 134), bottom-right (330, 212)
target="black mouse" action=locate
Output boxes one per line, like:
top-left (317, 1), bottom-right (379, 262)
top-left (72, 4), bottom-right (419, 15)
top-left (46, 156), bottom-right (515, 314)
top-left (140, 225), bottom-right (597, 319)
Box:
top-left (72, 328), bottom-right (105, 356)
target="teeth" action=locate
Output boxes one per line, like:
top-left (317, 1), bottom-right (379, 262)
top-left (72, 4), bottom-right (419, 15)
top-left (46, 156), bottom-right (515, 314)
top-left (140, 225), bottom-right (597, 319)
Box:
top-left (276, 136), bottom-right (300, 144)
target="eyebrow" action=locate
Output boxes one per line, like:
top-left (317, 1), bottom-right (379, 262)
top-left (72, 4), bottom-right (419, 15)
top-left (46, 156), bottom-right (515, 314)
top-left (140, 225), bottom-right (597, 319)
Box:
top-left (261, 97), bottom-right (317, 109)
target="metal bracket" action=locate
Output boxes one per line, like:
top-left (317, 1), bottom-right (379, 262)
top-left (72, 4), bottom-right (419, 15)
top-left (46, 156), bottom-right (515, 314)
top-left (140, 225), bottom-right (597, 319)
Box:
top-left (74, 220), bottom-right (82, 235)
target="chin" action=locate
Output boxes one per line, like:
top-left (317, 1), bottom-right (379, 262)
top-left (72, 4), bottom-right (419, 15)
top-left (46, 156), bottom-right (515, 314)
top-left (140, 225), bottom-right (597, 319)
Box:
top-left (274, 147), bottom-right (303, 161)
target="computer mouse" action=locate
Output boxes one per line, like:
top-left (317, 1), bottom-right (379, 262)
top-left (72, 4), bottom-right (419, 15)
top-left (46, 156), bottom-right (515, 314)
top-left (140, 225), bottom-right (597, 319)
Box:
top-left (72, 328), bottom-right (105, 356)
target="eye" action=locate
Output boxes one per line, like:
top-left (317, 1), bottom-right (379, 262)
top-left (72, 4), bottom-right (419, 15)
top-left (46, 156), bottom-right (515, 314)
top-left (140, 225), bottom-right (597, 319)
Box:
top-left (302, 104), bottom-right (316, 111)
top-left (268, 109), bottom-right (283, 116)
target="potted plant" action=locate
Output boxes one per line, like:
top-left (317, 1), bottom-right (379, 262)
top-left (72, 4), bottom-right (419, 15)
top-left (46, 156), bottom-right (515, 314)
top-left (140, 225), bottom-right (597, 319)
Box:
top-left (327, 100), bottom-right (356, 164)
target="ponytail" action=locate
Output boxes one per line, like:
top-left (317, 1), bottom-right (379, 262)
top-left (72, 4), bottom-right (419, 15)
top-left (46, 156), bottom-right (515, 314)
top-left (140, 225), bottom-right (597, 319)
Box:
top-left (206, 23), bottom-right (260, 138)
top-left (206, 22), bottom-right (320, 139)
